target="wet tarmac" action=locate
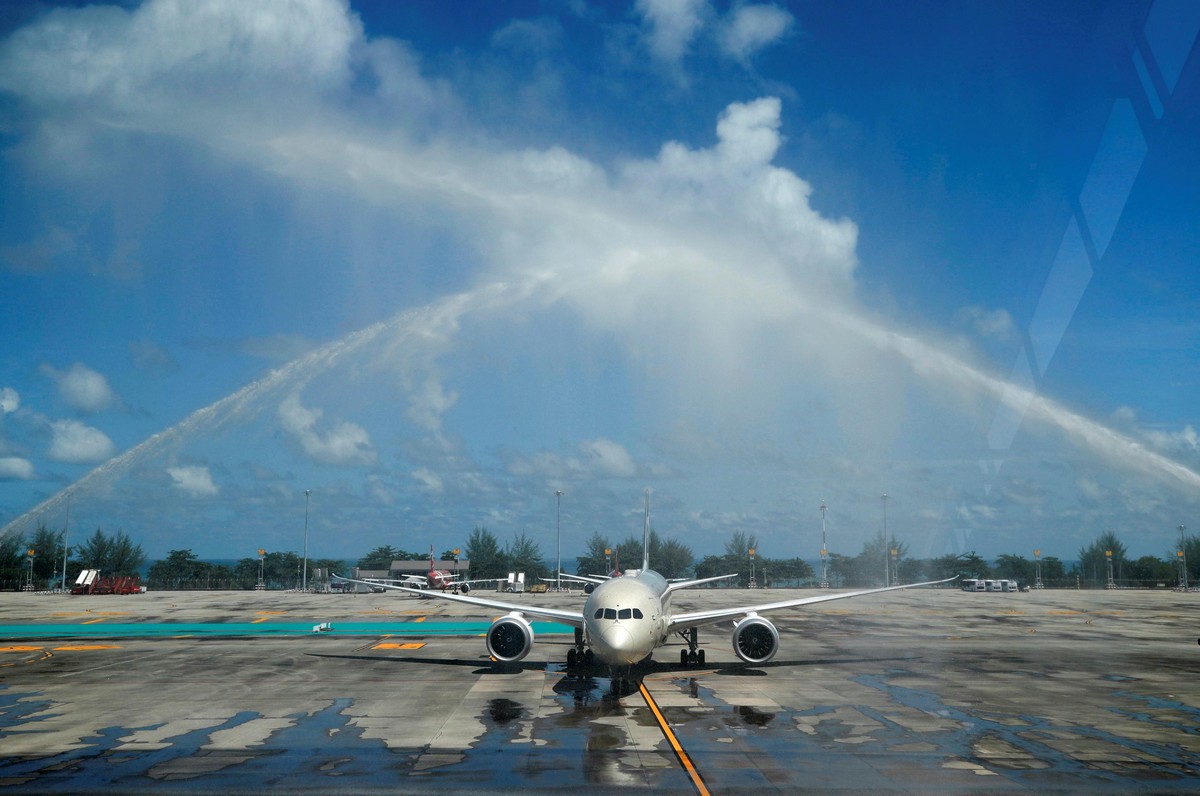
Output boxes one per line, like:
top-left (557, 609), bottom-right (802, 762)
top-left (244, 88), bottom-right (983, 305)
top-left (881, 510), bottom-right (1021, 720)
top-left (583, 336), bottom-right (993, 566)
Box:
top-left (1, 587), bottom-right (1198, 793)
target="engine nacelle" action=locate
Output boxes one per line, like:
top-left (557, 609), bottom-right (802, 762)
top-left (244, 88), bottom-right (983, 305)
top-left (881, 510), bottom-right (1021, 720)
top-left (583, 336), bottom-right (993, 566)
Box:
top-left (583, 583), bottom-right (595, 594)
top-left (486, 613), bottom-right (535, 663)
top-left (730, 614), bottom-right (780, 664)
top-left (459, 582), bottom-right (471, 594)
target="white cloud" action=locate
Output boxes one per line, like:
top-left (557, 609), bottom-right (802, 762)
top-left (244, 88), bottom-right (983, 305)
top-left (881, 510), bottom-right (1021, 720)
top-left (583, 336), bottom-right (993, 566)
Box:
top-left (635, 0), bottom-right (708, 63)
top-left (0, 387), bottom-right (18, 415)
top-left (40, 362), bottom-right (117, 413)
top-left (958, 306), bottom-right (1016, 340)
top-left (0, 0), bottom-right (359, 110)
top-left (47, 419), bottom-right (115, 463)
top-left (167, 465), bottom-right (218, 497)
top-left (579, 438), bottom-right (638, 478)
top-left (1144, 424), bottom-right (1199, 453)
top-left (0, 457), bottom-right (35, 480)
top-left (278, 393), bottom-right (375, 466)
top-left (411, 467), bottom-right (444, 493)
top-left (405, 377), bottom-right (458, 434)
top-left (719, 4), bottom-right (794, 62)
top-left (507, 438), bottom-right (640, 480)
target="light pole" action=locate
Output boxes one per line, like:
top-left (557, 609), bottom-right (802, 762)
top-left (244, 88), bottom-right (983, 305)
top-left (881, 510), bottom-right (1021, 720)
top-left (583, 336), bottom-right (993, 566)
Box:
top-left (1179, 524), bottom-right (1188, 591)
top-left (61, 494), bottom-right (71, 593)
top-left (257, 549), bottom-right (266, 590)
top-left (302, 489), bottom-right (311, 592)
top-left (881, 493), bottom-right (889, 587)
top-left (555, 490), bottom-right (563, 592)
top-left (819, 502), bottom-right (830, 588)
top-left (1034, 549), bottom-right (1043, 589)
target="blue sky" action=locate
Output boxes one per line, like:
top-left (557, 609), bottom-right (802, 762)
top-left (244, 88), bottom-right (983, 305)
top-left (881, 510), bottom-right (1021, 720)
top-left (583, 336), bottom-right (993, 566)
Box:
top-left (0, 0), bottom-right (1198, 564)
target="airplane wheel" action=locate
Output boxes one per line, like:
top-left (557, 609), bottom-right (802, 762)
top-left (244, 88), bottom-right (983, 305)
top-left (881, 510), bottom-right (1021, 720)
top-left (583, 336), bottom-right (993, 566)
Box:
top-left (680, 649), bottom-right (688, 666)
top-left (698, 649), bottom-right (705, 665)
top-left (584, 649), bottom-right (594, 666)
top-left (687, 651), bottom-right (698, 665)
top-left (567, 648), bottom-right (578, 667)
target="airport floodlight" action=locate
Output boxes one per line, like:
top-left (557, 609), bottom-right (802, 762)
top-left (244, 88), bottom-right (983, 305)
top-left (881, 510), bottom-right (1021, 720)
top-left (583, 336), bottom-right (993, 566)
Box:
top-left (1178, 525), bottom-right (1188, 591)
top-left (302, 489), bottom-right (311, 592)
top-left (555, 490), bottom-right (563, 592)
top-left (819, 502), bottom-right (829, 588)
top-left (881, 494), bottom-right (889, 587)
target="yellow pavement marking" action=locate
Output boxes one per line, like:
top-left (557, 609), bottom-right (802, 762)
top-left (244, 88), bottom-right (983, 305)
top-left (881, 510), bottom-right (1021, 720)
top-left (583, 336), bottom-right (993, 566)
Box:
top-left (640, 681), bottom-right (710, 796)
top-left (413, 616), bottom-right (427, 623)
top-left (52, 645), bottom-right (120, 651)
top-left (374, 642), bottom-right (426, 650)
top-left (82, 618), bottom-right (107, 624)
top-left (0, 646), bottom-right (44, 652)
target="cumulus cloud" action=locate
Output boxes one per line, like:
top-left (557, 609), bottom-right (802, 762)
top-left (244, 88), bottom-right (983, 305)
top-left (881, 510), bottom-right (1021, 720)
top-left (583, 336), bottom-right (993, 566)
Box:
top-left (636, 0), bottom-right (708, 63)
top-left (719, 4), bottom-right (794, 62)
top-left (0, 457), bottom-right (35, 480)
top-left (167, 465), bottom-right (218, 497)
top-left (47, 419), bottom-right (115, 463)
top-left (278, 393), bottom-right (375, 466)
top-left (0, 387), bottom-right (18, 415)
top-left (40, 362), bottom-right (117, 413)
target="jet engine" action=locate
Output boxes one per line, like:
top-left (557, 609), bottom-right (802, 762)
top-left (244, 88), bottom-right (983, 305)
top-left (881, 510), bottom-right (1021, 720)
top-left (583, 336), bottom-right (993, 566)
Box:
top-left (583, 583), bottom-right (595, 594)
top-left (730, 614), bottom-right (779, 664)
top-left (486, 612), bottom-right (534, 662)
top-left (459, 583), bottom-right (471, 594)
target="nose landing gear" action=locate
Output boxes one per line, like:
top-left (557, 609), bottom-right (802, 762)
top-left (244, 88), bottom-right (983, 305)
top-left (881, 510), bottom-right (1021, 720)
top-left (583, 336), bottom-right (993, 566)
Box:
top-left (677, 627), bottom-right (705, 667)
top-left (566, 627), bottom-right (595, 669)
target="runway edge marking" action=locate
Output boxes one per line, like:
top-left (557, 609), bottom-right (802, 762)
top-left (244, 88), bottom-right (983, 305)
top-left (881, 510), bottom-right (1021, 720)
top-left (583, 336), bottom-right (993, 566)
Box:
top-left (639, 680), bottom-right (711, 796)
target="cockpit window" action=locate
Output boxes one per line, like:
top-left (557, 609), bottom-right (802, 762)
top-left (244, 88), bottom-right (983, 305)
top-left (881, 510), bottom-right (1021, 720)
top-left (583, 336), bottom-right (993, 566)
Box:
top-left (593, 609), bottom-right (604, 619)
top-left (633, 608), bottom-right (644, 619)
top-left (618, 608), bottom-right (632, 620)
top-left (603, 608), bottom-right (617, 620)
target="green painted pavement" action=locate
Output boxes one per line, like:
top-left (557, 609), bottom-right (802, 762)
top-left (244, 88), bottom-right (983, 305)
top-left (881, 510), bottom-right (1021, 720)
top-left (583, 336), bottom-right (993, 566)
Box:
top-left (0, 620), bottom-right (574, 639)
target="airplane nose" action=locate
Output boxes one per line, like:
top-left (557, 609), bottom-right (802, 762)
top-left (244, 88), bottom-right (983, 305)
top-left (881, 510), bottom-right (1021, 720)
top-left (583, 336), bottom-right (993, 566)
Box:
top-left (595, 624), bottom-right (639, 666)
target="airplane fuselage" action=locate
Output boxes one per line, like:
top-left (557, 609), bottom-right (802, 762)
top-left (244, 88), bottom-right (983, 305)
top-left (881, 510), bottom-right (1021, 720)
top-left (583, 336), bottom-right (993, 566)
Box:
top-left (582, 568), bottom-right (672, 666)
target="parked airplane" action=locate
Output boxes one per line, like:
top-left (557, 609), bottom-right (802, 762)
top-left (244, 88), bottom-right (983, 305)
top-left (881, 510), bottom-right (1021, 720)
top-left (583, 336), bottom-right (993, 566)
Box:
top-left (335, 493), bottom-right (954, 681)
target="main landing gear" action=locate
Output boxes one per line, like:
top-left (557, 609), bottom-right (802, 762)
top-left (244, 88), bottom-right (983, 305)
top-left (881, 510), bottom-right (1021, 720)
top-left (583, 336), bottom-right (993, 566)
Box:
top-left (566, 627), bottom-right (595, 669)
top-left (678, 627), bottom-right (705, 667)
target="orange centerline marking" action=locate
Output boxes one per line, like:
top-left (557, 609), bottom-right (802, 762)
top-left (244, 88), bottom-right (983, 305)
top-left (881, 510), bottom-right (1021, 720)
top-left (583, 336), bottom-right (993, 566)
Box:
top-left (53, 645), bottom-right (120, 651)
top-left (639, 681), bottom-right (711, 796)
top-left (82, 618), bottom-right (107, 624)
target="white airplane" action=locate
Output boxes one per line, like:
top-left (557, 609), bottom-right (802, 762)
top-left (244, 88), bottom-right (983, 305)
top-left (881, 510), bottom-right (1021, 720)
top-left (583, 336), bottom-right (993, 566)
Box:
top-left (336, 493), bottom-right (954, 682)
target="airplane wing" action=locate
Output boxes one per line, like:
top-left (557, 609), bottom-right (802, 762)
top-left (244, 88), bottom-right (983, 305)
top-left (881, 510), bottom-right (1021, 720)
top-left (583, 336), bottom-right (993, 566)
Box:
top-left (664, 573), bottom-right (738, 593)
top-left (333, 574), bottom-right (585, 627)
top-left (541, 573), bottom-right (608, 585)
top-left (667, 576), bottom-right (957, 632)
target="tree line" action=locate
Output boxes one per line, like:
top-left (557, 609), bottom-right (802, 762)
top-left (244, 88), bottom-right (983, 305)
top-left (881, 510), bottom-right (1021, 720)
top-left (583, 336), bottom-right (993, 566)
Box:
top-left (4, 522), bottom-right (1197, 591)
top-left (0, 524), bottom-right (145, 590)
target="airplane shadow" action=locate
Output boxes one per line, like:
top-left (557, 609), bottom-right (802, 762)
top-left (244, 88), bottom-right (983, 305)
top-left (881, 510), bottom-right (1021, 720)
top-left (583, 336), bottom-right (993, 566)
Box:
top-left (305, 651), bottom-right (539, 675)
top-left (306, 650), bottom-right (923, 680)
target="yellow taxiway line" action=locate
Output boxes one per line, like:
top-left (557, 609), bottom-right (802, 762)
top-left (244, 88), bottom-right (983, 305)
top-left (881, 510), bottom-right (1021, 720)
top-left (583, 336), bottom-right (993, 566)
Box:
top-left (639, 681), bottom-right (710, 796)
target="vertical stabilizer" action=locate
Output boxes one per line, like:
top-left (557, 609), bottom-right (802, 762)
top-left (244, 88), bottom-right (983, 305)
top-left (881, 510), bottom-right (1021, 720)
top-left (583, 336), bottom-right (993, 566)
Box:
top-left (642, 489), bottom-right (651, 571)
